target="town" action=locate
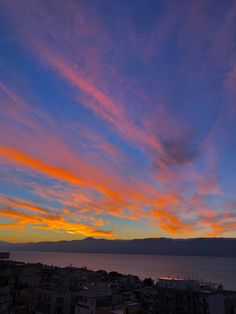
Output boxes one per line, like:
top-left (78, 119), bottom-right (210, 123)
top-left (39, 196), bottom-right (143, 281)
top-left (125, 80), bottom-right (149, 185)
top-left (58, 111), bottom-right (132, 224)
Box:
top-left (1, 257), bottom-right (236, 314)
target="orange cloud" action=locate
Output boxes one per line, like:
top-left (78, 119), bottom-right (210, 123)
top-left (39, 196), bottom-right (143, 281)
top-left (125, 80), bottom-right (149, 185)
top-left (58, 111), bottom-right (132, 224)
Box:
top-left (0, 144), bottom-right (121, 198)
top-left (0, 195), bottom-right (51, 215)
top-left (0, 194), bottom-right (115, 239)
top-left (154, 194), bottom-right (181, 210)
top-left (200, 210), bottom-right (236, 236)
top-left (151, 209), bottom-right (192, 236)
top-left (0, 144), bottom-right (82, 182)
top-left (0, 207), bottom-right (113, 238)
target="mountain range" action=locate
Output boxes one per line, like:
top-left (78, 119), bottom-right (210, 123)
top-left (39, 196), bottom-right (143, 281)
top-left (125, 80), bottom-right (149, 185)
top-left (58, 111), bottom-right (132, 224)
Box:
top-left (1, 237), bottom-right (236, 257)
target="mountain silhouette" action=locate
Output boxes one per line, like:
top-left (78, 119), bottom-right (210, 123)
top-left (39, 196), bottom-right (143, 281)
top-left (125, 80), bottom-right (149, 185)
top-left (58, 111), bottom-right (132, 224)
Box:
top-left (1, 237), bottom-right (236, 257)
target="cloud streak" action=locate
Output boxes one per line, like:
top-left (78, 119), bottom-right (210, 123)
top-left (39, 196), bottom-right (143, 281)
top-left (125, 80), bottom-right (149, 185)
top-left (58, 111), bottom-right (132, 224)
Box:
top-left (0, 196), bottom-right (113, 238)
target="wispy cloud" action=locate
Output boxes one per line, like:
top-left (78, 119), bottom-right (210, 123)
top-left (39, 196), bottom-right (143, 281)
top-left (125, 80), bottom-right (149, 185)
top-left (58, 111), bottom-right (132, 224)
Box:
top-left (0, 196), bottom-right (113, 237)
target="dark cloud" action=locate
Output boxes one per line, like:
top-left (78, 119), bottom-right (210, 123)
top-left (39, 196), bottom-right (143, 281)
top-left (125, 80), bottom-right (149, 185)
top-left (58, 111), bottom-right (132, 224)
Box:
top-left (161, 132), bottom-right (199, 166)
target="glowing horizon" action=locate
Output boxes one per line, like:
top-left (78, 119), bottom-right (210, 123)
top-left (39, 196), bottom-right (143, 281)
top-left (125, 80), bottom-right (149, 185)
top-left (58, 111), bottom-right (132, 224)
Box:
top-left (0, 0), bottom-right (236, 242)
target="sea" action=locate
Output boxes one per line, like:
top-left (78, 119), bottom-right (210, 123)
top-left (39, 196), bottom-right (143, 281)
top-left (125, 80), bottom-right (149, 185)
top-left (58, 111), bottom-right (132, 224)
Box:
top-left (9, 251), bottom-right (236, 290)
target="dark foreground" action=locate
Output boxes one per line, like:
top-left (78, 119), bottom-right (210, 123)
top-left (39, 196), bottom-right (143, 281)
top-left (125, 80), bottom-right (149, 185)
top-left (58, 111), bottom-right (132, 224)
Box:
top-left (0, 260), bottom-right (236, 314)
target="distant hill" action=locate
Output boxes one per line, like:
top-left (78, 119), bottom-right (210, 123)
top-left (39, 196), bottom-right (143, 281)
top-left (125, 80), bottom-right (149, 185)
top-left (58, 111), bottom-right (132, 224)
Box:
top-left (1, 237), bottom-right (236, 257)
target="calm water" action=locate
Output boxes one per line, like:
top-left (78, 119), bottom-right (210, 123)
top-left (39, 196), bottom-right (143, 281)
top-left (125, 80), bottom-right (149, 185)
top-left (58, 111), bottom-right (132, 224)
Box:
top-left (10, 251), bottom-right (236, 290)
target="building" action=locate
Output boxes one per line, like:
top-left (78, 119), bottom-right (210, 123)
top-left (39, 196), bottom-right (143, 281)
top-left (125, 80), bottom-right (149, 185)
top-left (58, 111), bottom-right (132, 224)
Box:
top-left (224, 290), bottom-right (236, 314)
top-left (156, 278), bottom-right (224, 314)
top-left (75, 283), bottom-right (113, 314)
top-left (0, 253), bottom-right (9, 260)
top-left (75, 281), bottom-right (141, 314)
top-left (0, 276), bottom-right (12, 314)
top-left (20, 267), bottom-right (83, 314)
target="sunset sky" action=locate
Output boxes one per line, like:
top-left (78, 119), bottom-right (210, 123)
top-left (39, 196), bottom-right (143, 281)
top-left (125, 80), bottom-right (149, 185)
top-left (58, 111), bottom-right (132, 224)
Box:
top-left (0, 0), bottom-right (236, 242)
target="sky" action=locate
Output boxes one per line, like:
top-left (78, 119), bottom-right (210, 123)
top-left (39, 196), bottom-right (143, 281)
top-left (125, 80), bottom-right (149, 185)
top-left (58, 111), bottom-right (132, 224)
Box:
top-left (0, 0), bottom-right (236, 242)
